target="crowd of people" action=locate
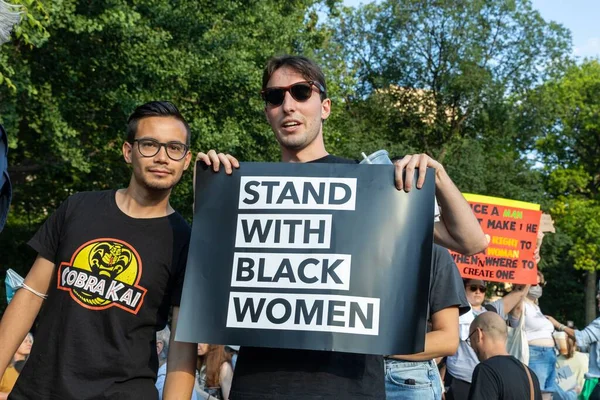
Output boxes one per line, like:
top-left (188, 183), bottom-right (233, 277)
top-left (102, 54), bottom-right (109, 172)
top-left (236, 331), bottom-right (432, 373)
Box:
top-left (0, 53), bottom-right (598, 400)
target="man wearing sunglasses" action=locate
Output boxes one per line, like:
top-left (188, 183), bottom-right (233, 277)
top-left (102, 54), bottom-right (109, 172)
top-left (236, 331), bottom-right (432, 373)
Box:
top-left (200, 54), bottom-right (488, 400)
top-left (0, 101), bottom-right (205, 399)
top-left (446, 279), bottom-right (530, 399)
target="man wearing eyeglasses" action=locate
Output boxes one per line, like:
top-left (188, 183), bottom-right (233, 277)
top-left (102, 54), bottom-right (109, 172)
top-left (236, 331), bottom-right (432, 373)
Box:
top-left (200, 55), bottom-right (488, 400)
top-left (0, 101), bottom-right (202, 399)
top-left (467, 312), bottom-right (542, 400)
top-left (445, 279), bottom-right (530, 399)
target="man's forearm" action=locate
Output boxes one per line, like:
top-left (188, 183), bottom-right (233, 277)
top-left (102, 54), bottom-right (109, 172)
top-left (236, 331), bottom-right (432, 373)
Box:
top-left (434, 169), bottom-right (487, 255)
top-left (163, 340), bottom-right (197, 400)
top-left (389, 330), bottom-right (459, 362)
top-left (0, 289), bottom-right (44, 374)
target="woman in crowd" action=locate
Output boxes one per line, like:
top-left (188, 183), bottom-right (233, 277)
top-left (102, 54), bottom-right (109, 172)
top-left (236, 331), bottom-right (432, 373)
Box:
top-left (0, 333), bottom-right (33, 400)
top-left (548, 288), bottom-right (600, 400)
top-left (511, 271), bottom-right (556, 399)
top-left (195, 344), bottom-right (234, 400)
top-left (554, 328), bottom-right (588, 399)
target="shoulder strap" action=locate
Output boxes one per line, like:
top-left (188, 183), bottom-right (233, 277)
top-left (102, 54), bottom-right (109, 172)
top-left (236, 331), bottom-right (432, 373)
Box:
top-left (521, 362), bottom-right (535, 400)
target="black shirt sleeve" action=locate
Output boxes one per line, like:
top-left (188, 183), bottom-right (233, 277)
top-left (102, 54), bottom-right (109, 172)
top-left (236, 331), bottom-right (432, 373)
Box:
top-left (429, 245), bottom-right (470, 316)
top-left (167, 214), bottom-right (192, 307)
top-left (27, 196), bottom-right (71, 263)
top-left (468, 363), bottom-right (500, 400)
top-left (169, 241), bottom-right (189, 307)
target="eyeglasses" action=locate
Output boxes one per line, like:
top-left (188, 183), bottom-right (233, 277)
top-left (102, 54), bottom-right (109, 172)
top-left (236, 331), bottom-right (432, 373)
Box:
top-left (532, 281), bottom-right (547, 287)
top-left (466, 329), bottom-right (478, 347)
top-left (468, 285), bottom-right (486, 293)
top-left (133, 138), bottom-right (189, 161)
top-left (261, 81), bottom-right (325, 106)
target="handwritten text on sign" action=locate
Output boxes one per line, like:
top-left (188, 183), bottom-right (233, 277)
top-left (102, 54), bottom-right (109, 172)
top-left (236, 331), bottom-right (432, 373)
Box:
top-left (229, 176), bottom-right (380, 335)
top-left (449, 194), bottom-right (542, 284)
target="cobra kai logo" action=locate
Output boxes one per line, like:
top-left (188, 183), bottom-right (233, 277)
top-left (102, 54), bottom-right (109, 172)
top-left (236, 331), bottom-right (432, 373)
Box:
top-left (57, 239), bottom-right (147, 314)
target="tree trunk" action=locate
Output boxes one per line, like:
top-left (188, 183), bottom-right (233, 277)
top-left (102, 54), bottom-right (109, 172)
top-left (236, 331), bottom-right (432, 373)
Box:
top-left (586, 270), bottom-right (597, 324)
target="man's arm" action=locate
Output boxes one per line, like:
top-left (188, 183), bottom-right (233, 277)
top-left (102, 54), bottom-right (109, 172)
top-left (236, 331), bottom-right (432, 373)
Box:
top-left (389, 306), bottom-right (459, 361)
top-left (547, 316), bottom-right (600, 345)
top-left (163, 307), bottom-right (197, 400)
top-left (0, 255), bottom-right (53, 375)
top-left (498, 285), bottom-right (530, 316)
top-left (394, 154), bottom-right (488, 255)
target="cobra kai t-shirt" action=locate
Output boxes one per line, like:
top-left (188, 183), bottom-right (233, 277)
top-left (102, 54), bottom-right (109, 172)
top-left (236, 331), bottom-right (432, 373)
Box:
top-left (10, 190), bottom-right (191, 400)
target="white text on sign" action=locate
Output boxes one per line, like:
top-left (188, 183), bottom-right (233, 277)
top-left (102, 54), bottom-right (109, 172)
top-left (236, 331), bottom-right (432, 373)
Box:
top-left (239, 177), bottom-right (357, 210)
top-left (235, 214), bottom-right (332, 249)
top-left (231, 252), bottom-right (352, 290)
top-left (226, 292), bottom-right (379, 335)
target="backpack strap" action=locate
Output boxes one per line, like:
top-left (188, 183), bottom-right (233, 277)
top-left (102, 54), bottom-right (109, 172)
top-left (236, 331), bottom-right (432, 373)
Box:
top-left (521, 362), bottom-right (535, 400)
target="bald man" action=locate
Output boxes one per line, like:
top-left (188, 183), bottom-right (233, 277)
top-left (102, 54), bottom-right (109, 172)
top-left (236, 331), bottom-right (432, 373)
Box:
top-left (467, 312), bottom-right (542, 400)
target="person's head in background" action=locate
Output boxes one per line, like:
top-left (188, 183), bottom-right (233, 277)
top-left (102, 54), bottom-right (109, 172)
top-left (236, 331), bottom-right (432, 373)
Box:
top-left (197, 345), bottom-right (232, 387)
top-left (527, 270), bottom-right (546, 304)
top-left (464, 279), bottom-right (487, 309)
top-left (468, 312), bottom-right (508, 362)
top-left (14, 332), bottom-right (33, 362)
top-left (155, 326), bottom-right (170, 367)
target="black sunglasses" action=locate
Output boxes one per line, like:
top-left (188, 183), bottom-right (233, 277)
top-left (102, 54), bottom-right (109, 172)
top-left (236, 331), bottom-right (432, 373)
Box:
top-left (468, 285), bottom-right (486, 293)
top-left (261, 81), bottom-right (325, 106)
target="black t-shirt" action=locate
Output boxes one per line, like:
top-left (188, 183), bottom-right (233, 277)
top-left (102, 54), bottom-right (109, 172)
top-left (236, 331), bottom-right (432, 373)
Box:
top-left (10, 190), bottom-right (191, 400)
top-left (230, 154), bottom-right (386, 400)
top-left (428, 244), bottom-right (470, 318)
top-left (468, 356), bottom-right (542, 400)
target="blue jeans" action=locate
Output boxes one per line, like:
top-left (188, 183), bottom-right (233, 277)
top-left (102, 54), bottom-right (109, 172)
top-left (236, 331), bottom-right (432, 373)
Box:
top-left (385, 358), bottom-right (443, 400)
top-left (528, 345), bottom-right (557, 393)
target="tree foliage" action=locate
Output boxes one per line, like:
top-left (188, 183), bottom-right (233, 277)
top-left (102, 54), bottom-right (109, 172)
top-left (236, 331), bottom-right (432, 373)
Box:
top-left (327, 0), bottom-right (569, 200)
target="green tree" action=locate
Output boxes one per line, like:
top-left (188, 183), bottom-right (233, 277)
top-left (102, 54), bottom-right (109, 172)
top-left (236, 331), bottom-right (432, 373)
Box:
top-left (522, 60), bottom-right (600, 323)
top-left (327, 0), bottom-right (570, 198)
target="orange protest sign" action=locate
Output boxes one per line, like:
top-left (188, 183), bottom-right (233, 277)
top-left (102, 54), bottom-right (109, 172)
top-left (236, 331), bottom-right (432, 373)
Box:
top-left (449, 194), bottom-right (542, 284)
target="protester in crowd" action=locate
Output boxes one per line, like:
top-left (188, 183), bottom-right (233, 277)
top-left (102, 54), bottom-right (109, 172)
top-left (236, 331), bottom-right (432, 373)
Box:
top-left (225, 346), bottom-right (239, 370)
top-left (195, 344), bottom-right (209, 396)
top-left (0, 101), bottom-right (240, 399)
top-left (194, 54), bottom-right (488, 400)
top-left (446, 280), bottom-right (529, 399)
top-left (467, 312), bottom-right (542, 400)
top-left (384, 245), bottom-right (470, 400)
top-left (511, 271), bottom-right (556, 399)
top-left (194, 344), bottom-right (233, 400)
top-left (547, 289), bottom-right (600, 400)
top-left (554, 330), bottom-right (588, 399)
top-left (0, 333), bottom-right (32, 399)
top-left (0, 0), bottom-right (23, 233)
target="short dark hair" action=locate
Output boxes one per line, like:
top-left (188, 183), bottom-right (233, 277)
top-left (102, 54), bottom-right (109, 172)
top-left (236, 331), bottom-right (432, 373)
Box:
top-left (126, 101), bottom-right (191, 145)
top-left (463, 279), bottom-right (487, 287)
top-left (262, 55), bottom-right (327, 101)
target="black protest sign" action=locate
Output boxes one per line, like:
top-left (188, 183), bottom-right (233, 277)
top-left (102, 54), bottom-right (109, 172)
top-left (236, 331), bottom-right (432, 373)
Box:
top-left (177, 162), bottom-right (434, 355)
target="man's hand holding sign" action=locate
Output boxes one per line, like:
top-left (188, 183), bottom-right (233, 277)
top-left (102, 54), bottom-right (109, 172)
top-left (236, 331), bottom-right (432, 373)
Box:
top-left (179, 151), bottom-right (437, 355)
